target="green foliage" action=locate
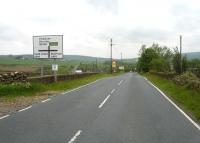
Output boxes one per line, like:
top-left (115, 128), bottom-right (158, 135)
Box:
top-left (138, 47), bottom-right (158, 72)
top-left (0, 73), bottom-right (120, 98)
top-left (150, 58), bottom-right (170, 72)
top-left (137, 44), bottom-right (172, 72)
top-left (0, 82), bottom-right (45, 97)
top-left (182, 56), bottom-right (188, 72)
top-left (172, 47), bottom-right (187, 74)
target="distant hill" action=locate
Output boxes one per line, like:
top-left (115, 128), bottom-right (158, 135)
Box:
top-left (184, 52), bottom-right (200, 60)
top-left (64, 55), bottom-right (137, 63)
top-left (63, 55), bottom-right (109, 62)
top-left (0, 54), bottom-right (137, 64)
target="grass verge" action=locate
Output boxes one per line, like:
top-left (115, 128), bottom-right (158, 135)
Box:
top-left (0, 73), bottom-right (121, 99)
top-left (142, 73), bottom-right (200, 121)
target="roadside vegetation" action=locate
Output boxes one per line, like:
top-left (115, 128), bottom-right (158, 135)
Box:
top-left (0, 73), bottom-right (121, 99)
top-left (137, 43), bottom-right (200, 121)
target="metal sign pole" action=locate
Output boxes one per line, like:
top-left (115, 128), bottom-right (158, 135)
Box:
top-left (40, 59), bottom-right (44, 77)
top-left (53, 59), bottom-right (57, 82)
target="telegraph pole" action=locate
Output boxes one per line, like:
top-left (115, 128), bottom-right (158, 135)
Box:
top-left (120, 52), bottom-right (123, 68)
top-left (96, 58), bottom-right (98, 72)
top-left (110, 38), bottom-right (113, 74)
top-left (180, 35), bottom-right (182, 74)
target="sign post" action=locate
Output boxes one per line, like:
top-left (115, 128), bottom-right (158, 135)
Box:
top-left (52, 62), bottom-right (58, 82)
top-left (33, 35), bottom-right (63, 82)
top-left (112, 60), bottom-right (117, 73)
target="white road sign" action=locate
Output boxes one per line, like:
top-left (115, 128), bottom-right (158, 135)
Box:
top-left (52, 64), bottom-right (58, 71)
top-left (33, 35), bottom-right (63, 59)
top-left (119, 66), bottom-right (125, 70)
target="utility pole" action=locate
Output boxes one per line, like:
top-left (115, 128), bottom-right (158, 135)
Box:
top-left (110, 38), bottom-right (113, 74)
top-left (121, 52), bottom-right (122, 61)
top-left (180, 35), bottom-right (182, 74)
top-left (96, 58), bottom-right (98, 72)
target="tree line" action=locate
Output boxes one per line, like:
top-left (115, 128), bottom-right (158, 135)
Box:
top-left (137, 44), bottom-right (189, 74)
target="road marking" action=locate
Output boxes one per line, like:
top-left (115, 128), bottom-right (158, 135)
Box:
top-left (41, 98), bottom-right (51, 103)
top-left (111, 89), bottom-right (116, 94)
top-left (143, 77), bottom-right (148, 80)
top-left (68, 130), bottom-right (82, 143)
top-left (18, 106), bottom-right (32, 112)
top-left (118, 80), bottom-right (123, 85)
top-left (98, 94), bottom-right (111, 108)
top-left (0, 115), bottom-right (10, 120)
top-left (62, 79), bottom-right (101, 95)
top-left (147, 80), bottom-right (200, 131)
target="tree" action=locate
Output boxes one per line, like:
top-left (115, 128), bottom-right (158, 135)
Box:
top-left (172, 47), bottom-right (181, 74)
top-left (172, 47), bottom-right (187, 74)
top-left (182, 56), bottom-right (187, 72)
top-left (137, 44), bottom-right (173, 72)
top-left (137, 46), bottom-right (158, 72)
top-left (150, 58), bottom-right (170, 72)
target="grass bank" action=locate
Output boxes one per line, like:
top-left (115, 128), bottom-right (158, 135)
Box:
top-left (142, 73), bottom-right (200, 121)
top-left (0, 73), bottom-right (121, 99)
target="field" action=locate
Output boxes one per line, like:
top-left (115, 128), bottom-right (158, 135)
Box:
top-left (0, 56), bottom-right (94, 75)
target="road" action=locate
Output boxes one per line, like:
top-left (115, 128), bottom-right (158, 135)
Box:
top-left (0, 73), bottom-right (200, 143)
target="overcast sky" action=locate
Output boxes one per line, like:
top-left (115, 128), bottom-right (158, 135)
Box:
top-left (0, 0), bottom-right (199, 58)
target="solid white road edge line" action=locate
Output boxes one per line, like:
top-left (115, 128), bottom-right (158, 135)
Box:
top-left (62, 79), bottom-right (101, 95)
top-left (68, 130), bottom-right (82, 143)
top-left (18, 106), bottom-right (32, 112)
top-left (98, 94), bottom-right (111, 109)
top-left (111, 89), bottom-right (116, 94)
top-left (41, 98), bottom-right (51, 103)
top-left (0, 115), bottom-right (10, 120)
top-left (147, 80), bottom-right (200, 131)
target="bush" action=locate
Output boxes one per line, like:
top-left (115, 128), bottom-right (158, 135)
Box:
top-left (173, 72), bottom-right (200, 90)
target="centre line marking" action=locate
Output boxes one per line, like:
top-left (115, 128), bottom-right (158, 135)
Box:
top-left (118, 80), bottom-right (123, 85)
top-left (41, 98), bottom-right (51, 103)
top-left (68, 130), bottom-right (82, 143)
top-left (98, 94), bottom-right (111, 108)
top-left (111, 89), bottom-right (116, 94)
top-left (0, 115), bottom-right (10, 120)
top-left (18, 106), bottom-right (32, 112)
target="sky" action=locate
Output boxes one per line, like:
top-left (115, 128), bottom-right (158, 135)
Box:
top-left (0, 0), bottom-right (200, 58)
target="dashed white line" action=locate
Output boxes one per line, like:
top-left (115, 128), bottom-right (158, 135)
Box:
top-left (18, 106), bottom-right (32, 112)
top-left (98, 94), bottom-right (111, 109)
top-left (0, 115), bottom-right (10, 120)
top-left (146, 79), bottom-right (200, 131)
top-left (118, 80), bottom-right (123, 85)
top-left (111, 89), bottom-right (116, 94)
top-left (41, 98), bottom-right (51, 103)
top-left (68, 130), bottom-right (82, 143)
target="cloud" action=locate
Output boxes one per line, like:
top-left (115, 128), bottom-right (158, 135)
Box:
top-left (0, 0), bottom-right (199, 58)
top-left (87, 0), bottom-right (119, 14)
top-left (0, 24), bottom-right (22, 41)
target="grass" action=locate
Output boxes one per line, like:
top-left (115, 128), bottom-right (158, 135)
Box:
top-left (142, 73), bottom-right (200, 121)
top-left (0, 73), bottom-right (121, 99)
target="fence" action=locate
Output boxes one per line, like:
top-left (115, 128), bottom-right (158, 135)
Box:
top-left (28, 72), bottom-right (98, 83)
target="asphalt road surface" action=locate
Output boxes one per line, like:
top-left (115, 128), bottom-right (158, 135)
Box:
top-left (0, 73), bottom-right (200, 143)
